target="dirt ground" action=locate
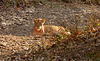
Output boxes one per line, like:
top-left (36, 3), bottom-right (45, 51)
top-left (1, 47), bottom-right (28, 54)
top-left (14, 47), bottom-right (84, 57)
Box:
top-left (0, 2), bottom-right (100, 36)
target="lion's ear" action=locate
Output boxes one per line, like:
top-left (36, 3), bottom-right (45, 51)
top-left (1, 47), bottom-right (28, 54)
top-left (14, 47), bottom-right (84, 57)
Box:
top-left (42, 19), bottom-right (45, 23)
top-left (33, 18), bottom-right (36, 22)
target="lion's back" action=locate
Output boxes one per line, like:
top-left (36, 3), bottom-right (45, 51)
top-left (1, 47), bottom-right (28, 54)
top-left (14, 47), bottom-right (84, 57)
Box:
top-left (44, 25), bottom-right (65, 33)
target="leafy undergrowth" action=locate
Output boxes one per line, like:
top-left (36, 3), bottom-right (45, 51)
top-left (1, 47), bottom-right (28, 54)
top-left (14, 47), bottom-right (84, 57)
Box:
top-left (0, 27), bottom-right (99, 61)
top-left (0, 34), bottom-right (57, 60)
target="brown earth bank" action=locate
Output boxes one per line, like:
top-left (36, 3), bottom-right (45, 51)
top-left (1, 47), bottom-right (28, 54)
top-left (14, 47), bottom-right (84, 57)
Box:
top-left (0, 2), bottom-right (100, 61)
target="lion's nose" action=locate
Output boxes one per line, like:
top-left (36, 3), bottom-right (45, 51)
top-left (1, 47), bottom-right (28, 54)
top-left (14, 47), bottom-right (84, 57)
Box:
top-left (37, 25), bottom-right (40, 29)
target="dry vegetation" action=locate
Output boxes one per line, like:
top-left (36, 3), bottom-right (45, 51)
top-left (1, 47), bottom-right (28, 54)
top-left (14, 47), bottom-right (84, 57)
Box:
top-left (0, 0), bottom-right (100, 7)
top-left (0, 0), bottom-right (100, 61)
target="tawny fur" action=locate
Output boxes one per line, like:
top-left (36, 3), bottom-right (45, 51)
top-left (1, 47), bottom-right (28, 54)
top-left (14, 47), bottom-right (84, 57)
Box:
top-left (32, 18), bottom-right (71, 35)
